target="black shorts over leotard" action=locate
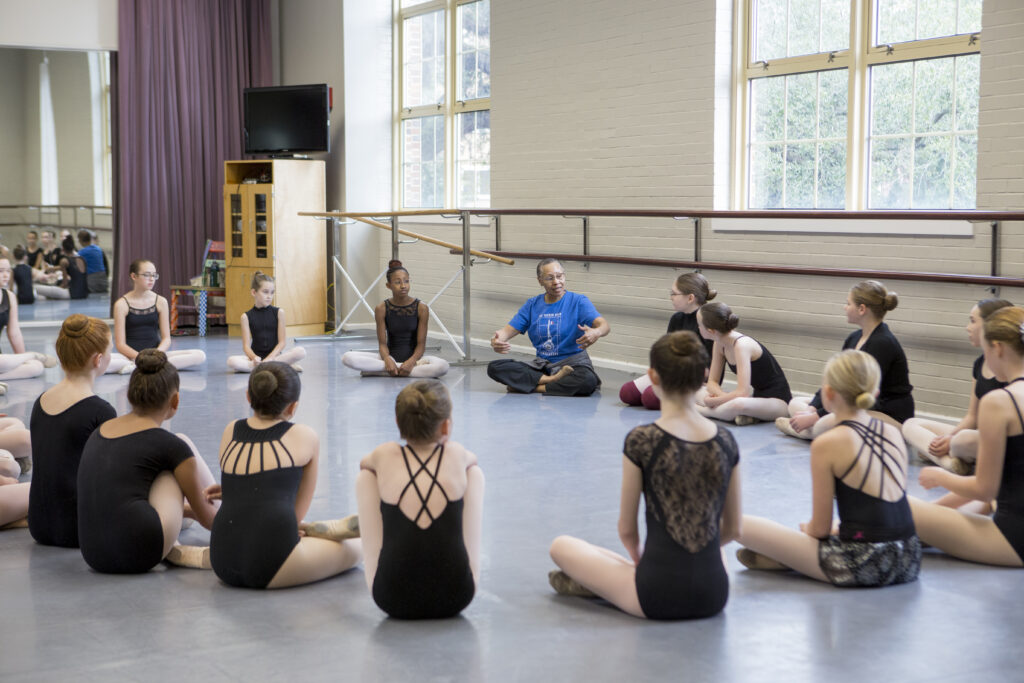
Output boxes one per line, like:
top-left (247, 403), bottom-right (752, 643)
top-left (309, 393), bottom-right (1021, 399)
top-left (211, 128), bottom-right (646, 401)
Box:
top-left (211, 420), bottom-right (302, 589)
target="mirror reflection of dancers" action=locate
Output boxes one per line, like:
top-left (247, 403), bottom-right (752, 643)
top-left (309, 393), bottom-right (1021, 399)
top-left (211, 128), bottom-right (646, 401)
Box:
top-left (227, 272), bottom-right (306, 373)
top-left (342, 261), bottom-right (449, 378)
top-left (548, 331), bottom-right (741, 619)
top-left (487, 258), bottom-right (609, 396)
top-left (28, 314), bottom-right (117, 547)
top-left (0, 257), bottom-right (58, 392)
top-left (207, 362), bottom-right (362, 588)
top-left (903, 298), bottom-right (1012, 476)
top-left (76, 349), bottom-right (220, 573)
top-left (620, 272), bottom-right (717, 410)
top-left (110, 259), bottom-right (206, 375)
top-left (357, 380), bottom-right (483, 618)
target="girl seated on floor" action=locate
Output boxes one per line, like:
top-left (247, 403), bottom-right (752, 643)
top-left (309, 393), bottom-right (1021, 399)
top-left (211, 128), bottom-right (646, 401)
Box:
top-left (548, 331), bottom-right (741, 620)
top-left (357, 379), bottom-right (483, 618)
top-left (341, 260), bottom-right (448, 378)
top-left (619, 272), bottom-right (718, 410)
top-left (227, 272), bottom-right (306, 373)
top-left (207, 362), bottom-right (362, 588)
top-left (737, 350), bottom-right (921, 587)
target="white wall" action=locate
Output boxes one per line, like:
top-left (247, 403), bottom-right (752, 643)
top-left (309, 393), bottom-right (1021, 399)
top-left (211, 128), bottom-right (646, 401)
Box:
top-left (374, 0), bottom-right (1024, 420)
top-left (0, 0), bottom-right (117, 51)
top-left (0, 49), bottom-right (25, 204)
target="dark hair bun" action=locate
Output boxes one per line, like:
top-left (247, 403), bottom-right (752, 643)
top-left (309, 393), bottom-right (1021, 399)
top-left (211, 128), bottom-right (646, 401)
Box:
top-left (388, 259), bottom-right (403, 269)
top-left (250, 368), bottom-right (279, 400)
top-left (62, 313), bottom-right (90, 338)
top-left (135, 349), bottom-right (168, 374)
top-left (884, 293), bottom-right (899, 311)
top-left (706, 288), bottom-right (718, 301)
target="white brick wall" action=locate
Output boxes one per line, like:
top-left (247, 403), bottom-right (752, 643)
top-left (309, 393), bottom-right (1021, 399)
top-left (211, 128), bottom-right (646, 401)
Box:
top-left (368, 0), bottom-right (1024, 421)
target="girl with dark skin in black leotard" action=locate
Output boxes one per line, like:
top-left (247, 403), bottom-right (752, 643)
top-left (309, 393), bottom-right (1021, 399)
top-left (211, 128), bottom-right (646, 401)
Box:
top-left (356, 380), bottom-right (483, 618)
top-left (909, 306), bottom-right (1024, 567)
top-left (204, 362), bottom-right (362, 588)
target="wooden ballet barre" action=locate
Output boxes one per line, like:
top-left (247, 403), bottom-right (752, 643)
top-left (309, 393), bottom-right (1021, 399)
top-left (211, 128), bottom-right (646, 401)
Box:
top-left (300, 211), bottom-right (515, 266)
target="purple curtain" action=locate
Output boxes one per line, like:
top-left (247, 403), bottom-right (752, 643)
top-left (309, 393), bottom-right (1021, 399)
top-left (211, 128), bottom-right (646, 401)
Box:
top-left (117, 0), bottom-right (271, 298)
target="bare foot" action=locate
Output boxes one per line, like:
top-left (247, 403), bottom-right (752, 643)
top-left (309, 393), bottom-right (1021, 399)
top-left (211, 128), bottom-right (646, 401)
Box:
top-left (0, 475), bottom-right (19, 486)
top-left (538, 365), bottom-right (574, 385)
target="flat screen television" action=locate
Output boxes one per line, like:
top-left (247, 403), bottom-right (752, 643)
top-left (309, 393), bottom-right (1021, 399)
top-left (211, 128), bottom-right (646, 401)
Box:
top-left (243, 84), bottom-right (330, 155)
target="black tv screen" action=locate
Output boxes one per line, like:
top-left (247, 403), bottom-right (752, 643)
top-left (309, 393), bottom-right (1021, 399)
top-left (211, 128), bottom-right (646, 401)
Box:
top-left (244, 84), bottom-right (330, 155)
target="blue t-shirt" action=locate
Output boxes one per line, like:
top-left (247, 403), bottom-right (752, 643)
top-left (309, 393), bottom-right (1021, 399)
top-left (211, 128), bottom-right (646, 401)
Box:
top-left (508, 291), bottom-right (601, 363)
top-left (78, 244), bottom-right (105, 274)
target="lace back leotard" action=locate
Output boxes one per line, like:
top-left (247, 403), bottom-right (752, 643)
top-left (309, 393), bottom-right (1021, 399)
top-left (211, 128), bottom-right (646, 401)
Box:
top-left (210, 420), bottom-right (303, 589)
top-left (817, 418), bottom-right (920, 587)
top-left (372, 443), bottom-right (475, 619)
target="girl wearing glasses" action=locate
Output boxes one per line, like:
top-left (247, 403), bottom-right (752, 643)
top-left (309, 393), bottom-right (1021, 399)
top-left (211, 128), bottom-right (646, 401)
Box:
top-left (620, 272), bottom-right (718, 410)
top-left (111, 259), bottom-right (206, 374)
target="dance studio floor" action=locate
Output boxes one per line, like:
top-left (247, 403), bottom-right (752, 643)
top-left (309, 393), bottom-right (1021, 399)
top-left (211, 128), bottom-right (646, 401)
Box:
top-left (0, 325), bottom-right (1018, 682)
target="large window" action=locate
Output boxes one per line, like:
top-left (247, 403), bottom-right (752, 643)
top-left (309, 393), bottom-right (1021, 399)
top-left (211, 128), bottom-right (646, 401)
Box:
top-left (398, 0), bottom-right (490, 209)
top-left (737, 0), bottom-right (982, 210)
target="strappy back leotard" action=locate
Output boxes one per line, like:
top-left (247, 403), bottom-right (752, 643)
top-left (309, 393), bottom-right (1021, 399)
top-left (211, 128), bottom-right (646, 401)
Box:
top-left (834, 419), bottom-right (916, 542)
top-left (371, 443), bottom-right (475, 619)
top-left (210, 420), bottom-right (303, 589)
top-left (993, 379), bottom-right (1024, 562)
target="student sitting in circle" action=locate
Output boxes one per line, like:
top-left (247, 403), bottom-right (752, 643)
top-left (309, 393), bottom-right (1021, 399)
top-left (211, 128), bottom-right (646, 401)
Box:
top-left (357, 380), bottom-right (483, 618)
top-left (737, 350), bottom-right (921, 587)
top-left (619, 272), bottom-right (718, 410)
top-left (548, 331), bottom-right (741, 619)
top-left (487, 258), bottom-right (609, 396)
top-left (341, 260), bottom-right (449, 378)
top-left (227, 272), bottom-right (306, 373)
top-left (695, 302), bottom-right (791, 425)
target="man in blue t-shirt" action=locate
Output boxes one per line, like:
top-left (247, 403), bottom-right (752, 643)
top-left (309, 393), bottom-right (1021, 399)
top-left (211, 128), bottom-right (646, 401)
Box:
top-left (77, 229), bottom-right (108, 293)
top-left (487, 258), bottom-right (610, 396)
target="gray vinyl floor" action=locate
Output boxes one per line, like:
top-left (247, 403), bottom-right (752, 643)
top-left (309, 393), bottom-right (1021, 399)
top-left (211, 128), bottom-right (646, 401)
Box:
top-left (0, 322), bottom-right (1017, 682)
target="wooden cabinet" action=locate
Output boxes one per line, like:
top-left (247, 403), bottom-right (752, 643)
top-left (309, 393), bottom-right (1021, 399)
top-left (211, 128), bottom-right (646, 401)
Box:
top-left (224, 160), bottom-right (326, 337)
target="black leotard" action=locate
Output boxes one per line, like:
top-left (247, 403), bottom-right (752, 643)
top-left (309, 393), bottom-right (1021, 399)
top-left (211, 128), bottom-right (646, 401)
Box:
top-left (817, 419), bottom-right (920, 586)
top-left (973, 355), bottom-right (1006, 400)
top-left (725, 335), bottom-right (792, 402)
top-left (210, 420), bottom-right (302, 589)
top-left (0, 289), bottom-right (10, 333)
top-left (62, 256), bottom-right (89, 300)
top-left (668, 311), bottom-right (720, 380)
top-left (77, 428), bottom-right (194, 573)
top-left (28, 395), bottom-right (116, 548)
top-left (624, 423), bottom-right (739, 620)
top-left (993, 380), bottom-right (1024, 562)
top-left (810, 324), bottom-right (914, 421)
top-left (245, 305), bottom-right (280, 359)
top-left (26, 247), bottom-right (42, 270)
top-left (122, 294), bottom-right (162, 352)
top-left (384, 299), bottom-right (420, 363)
top-left (371, 444), bottom-right (475, 619)
top-left (13, 263), bottom-right (34, 305)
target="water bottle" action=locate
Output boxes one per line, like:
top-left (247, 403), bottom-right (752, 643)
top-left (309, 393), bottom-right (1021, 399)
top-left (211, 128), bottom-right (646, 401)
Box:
top-left (209, 261), bottom-right (220, 288)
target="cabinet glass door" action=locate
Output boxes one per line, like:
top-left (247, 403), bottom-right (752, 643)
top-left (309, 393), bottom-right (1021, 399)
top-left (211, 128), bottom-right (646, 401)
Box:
top-left (228, 192), bottom-right (245, 262)
top-left (250, 190), bottom-right (274, 267)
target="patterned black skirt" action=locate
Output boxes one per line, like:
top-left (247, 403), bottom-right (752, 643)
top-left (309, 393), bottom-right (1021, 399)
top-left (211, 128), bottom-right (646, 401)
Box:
top-left (818, 534), bottom-right (922, 587)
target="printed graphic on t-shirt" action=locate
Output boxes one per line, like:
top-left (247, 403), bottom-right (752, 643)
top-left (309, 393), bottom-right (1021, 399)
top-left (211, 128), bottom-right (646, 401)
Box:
top-left (536, 312), bottom-right (562, 357)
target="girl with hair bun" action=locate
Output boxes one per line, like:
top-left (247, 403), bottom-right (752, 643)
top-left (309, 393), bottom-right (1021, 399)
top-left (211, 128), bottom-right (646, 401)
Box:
top-left (357, 379), bottom-right (482, 618)
top-left (695, 302), bottom-right (792, 425)
top-left (619, 272), bottom-right (718, 410)
top-left (778, 280), bottom-right (914, 440)
top-left (76, 349), bottom-right (220, 573)
top-left (227, 272), bottom-right (306, 373)
top-left (904, 298), bottom-right (1013, 476)
top-left (909, 306), bottom-right (1024, 567)
top-left (111, 259), bottom-right (206, 375)
top-left (0, 257), bottom-right (59, 389)
top-left (28, 314), bottom-right (117, 547)
top-left (342, 261), bottom-right (449, 378)
top-left (548, 331), bottom-right (741, 619)
top-left (206, 362), bottom-right (361, 588)
top-left (737, 350), bottom-right (921, 587)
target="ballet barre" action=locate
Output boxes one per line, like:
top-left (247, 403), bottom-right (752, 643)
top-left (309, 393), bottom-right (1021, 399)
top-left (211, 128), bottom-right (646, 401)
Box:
top-left (299, 210), bottom-right (514, 363)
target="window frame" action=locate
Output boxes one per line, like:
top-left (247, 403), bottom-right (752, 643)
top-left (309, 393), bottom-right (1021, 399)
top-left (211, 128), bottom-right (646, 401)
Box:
top-left (395, 0), bottom-right (491, 210)
top-left (732, 0), bottom-right (982, 211)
